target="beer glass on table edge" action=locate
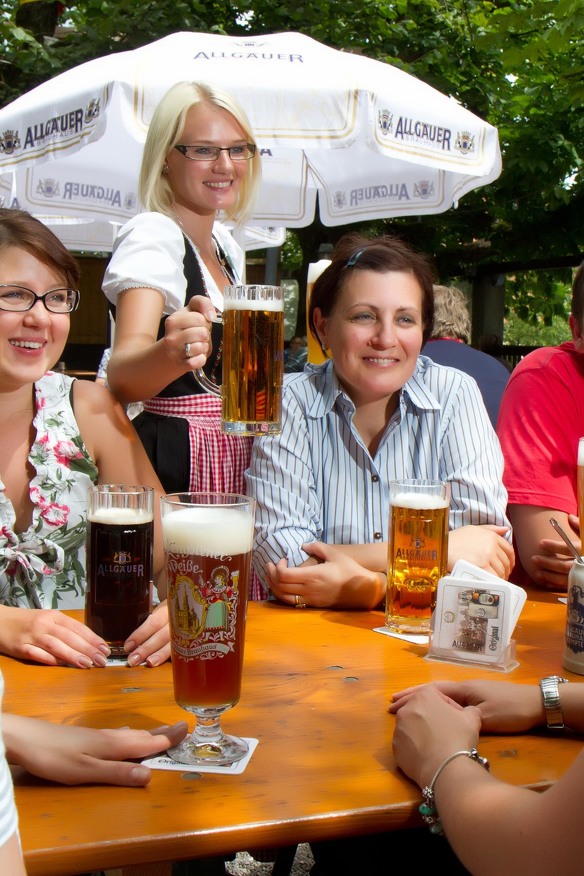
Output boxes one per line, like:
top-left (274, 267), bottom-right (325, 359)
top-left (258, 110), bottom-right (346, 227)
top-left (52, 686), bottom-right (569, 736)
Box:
top-left (385, 479), bottom-right (449, 635)
top-left (85, 485), bottom-right (154, 657)
top-left (193, 284), bottom-right (284, 435)
top-left (161, 492), bottom-right (255, 766)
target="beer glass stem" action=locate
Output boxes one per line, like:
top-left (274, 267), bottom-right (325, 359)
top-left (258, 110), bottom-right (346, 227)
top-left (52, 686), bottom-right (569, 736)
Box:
top-left (166, 706), bottom-right (249, 766)
top-left (192, 708), bottom-right (228, 747)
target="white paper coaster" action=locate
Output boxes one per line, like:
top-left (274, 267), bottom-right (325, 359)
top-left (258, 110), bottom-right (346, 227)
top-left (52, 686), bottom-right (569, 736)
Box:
top-left (372, 626), bottom-right (429, 645)
top-left (142, 738), bottom-right (258, 774)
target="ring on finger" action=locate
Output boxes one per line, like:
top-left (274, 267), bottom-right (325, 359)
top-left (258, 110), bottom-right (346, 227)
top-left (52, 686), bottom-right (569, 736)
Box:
top-left (184, 342), bottom-right (191, 359)
top-left (294, 594), bottom-right (307, 608)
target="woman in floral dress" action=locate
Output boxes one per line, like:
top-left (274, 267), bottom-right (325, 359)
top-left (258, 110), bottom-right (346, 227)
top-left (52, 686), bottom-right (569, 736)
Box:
top-left (0, 208), bottom-right (170, 669)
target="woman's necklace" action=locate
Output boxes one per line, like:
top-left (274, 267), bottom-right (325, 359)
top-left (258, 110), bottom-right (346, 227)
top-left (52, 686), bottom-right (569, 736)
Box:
top-left (173, 214), bottom-right (234, 283)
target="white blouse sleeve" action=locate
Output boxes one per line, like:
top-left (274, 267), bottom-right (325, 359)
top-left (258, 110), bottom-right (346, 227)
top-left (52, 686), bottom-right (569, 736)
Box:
top-left (102, 213), bottom-right (188, 315)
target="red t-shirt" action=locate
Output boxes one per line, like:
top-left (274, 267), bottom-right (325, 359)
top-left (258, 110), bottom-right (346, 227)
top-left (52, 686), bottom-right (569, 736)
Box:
top-left (497, 342), bottom-right (584, 584)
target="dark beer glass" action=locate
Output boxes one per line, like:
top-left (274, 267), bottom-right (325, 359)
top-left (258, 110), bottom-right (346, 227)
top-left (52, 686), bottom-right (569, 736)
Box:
top-left (85, 485), bottom-right (154, 657)
top-left (161, 492), bottom-right (255, 766)
top-left (193, 285), bottom-right (284, 435)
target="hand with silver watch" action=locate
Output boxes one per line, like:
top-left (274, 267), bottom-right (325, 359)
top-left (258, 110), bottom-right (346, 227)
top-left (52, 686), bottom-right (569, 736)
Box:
top-left (539, 675), bottom-right (569, 729)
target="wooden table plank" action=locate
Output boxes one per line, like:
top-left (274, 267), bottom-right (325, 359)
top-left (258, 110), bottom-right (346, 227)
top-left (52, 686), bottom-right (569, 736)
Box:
top-left (5, 592), bottom-right (579, 875)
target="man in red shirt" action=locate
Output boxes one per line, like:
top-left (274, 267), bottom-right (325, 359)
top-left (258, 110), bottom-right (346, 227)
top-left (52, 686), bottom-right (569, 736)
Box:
top-left (497, 262), bottom-right (584, 591)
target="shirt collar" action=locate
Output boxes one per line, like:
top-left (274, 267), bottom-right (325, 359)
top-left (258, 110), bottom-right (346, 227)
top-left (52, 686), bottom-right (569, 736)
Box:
top-left (302, 355), bottom-right (441, 419)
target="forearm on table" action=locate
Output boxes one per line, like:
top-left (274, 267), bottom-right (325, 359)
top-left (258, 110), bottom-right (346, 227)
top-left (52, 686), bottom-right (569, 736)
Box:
top-left (0, 606), bottom-right (22, 657)
top-left (330, 542), bottom-right (387, 571)
top-left (555, 683), bottom-right (584, 732)
top-left (3, 713), bottom-right (35, 764)
top-left (433, 755), bottom-right (581, 876)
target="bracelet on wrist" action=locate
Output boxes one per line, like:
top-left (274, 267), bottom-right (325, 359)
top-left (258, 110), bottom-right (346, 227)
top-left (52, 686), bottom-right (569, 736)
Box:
top-left (419, 748), bottom-right (490, 836)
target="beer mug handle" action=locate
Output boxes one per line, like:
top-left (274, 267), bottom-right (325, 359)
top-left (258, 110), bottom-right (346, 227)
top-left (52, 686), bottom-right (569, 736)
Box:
top-left (192, 312), bottom-right (223, 397)
top-left (193, 368), bottom-right (221, 397)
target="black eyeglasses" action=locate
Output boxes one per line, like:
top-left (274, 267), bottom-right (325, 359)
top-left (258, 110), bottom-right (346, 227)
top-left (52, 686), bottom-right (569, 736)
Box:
top-left (174, 143), bottom-right (256, 162)
top-left (0, 285), bottom-right (80, 313)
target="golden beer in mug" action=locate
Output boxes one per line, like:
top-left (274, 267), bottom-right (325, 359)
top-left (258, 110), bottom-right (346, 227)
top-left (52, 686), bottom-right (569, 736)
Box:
top-left (222, 299), bottom-right (283, 432)
top-left (193, 285), bottom-right (284, 435)
top-left (385, 479), bottom-right (449, 634)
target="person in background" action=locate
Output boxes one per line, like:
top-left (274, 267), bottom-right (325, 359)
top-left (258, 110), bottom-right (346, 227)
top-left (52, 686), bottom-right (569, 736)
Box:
top-left (497, 262), bottom-right (584, 591)
top-left (477, 332), bottom-right (513, 373)
top-left (0, 208), bottom-right (170, 669)
top-left (94, 345), bottom-right (111, 387)
top-left (389, 678), bottom-right (584, 875)
top-left (421, 285), bottom-right (510, 428)
top-left (284, 335), bottom-right (308, 373)
top-left (246, 234), bottom-right (513, 610)
top-left (101, 81), bottom-right (265, 599)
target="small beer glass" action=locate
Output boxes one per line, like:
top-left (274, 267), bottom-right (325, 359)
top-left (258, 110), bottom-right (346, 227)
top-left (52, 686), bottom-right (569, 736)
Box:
top-left (193, 284), bottom-right (284, 435)
top-left (385, 479), bottom-right (449, 635)
top-left (161, 492), bottom-right (255, 766)
top-left (85, 485), bottom-right (154, 656)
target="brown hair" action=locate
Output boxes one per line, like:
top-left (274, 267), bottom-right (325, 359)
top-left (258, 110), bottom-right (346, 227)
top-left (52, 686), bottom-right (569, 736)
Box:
top-left (0, 208), bottom-right (80, 289)
top-left (308, 233), bottom-right (436, 354)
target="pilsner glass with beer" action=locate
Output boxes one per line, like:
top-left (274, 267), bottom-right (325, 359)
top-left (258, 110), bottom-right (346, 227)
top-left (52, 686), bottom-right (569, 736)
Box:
top-left (161, 492), bottom-right (255, 766)
top-left (193, 284), bottom-right (284, 435)
top-left (85, 485), bottom-right (154, 656)
top-left (385, 479), bottom-right (449, 635)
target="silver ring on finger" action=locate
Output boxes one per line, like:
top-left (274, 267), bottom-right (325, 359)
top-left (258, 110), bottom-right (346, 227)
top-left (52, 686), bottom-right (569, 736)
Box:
top-left (184, 342), bottom-right (191, 359)
top-left (294, 594), bottom-right (307, 608)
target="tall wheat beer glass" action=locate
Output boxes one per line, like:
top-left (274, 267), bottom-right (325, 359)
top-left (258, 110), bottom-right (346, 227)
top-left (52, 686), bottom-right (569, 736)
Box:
top-left (193, 284), bottom-right (284, 435)
top-left (85, 485), bottom-right (154, 656)
top-left (161, 492), bottom-right (255, 766)
top-left (385, 479), bottom-right (449, 634)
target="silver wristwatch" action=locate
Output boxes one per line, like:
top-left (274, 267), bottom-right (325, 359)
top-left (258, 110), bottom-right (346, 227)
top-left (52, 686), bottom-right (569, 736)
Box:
top-left (539, 676), bottom-right (569, 729)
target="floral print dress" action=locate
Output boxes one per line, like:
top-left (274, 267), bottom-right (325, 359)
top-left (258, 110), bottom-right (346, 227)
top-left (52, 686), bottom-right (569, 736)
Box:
top-left (0, 373), bottom-right (98, 609)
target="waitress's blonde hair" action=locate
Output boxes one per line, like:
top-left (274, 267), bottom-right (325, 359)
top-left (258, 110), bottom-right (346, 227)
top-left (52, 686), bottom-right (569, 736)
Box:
top-left (139, 81), bottom-right (261, 228)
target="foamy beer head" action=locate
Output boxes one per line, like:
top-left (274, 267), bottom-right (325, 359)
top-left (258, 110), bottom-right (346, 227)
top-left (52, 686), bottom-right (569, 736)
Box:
top-left (221, 285), bottom-right (284, 436)
top-left (386, 479), bottom-right (449, 634)
top-left (161, 504), bottom-right (254, 556)
top-left (88, 506), bottom-right (153, 525)
top-left (390, 490), bottom-right (449, 513)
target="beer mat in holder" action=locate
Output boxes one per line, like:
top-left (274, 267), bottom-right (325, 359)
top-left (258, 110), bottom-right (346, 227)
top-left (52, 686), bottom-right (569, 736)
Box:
top-left (372, 627), bottom-right (429, 645)
top-left (142, 738), bottom-right (258, 774)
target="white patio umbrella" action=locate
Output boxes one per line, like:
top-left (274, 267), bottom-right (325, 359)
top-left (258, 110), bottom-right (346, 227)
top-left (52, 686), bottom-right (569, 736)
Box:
top-left (0, 30), bottom-right (502, 250)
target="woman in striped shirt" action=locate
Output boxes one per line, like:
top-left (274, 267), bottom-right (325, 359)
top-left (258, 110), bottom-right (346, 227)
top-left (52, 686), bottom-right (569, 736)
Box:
top-left (246, 233), bottom-right (514, 609)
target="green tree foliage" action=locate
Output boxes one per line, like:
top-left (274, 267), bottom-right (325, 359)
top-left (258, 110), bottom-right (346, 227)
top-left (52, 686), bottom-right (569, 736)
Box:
top-left (1, 0), bottom-right (583, 327)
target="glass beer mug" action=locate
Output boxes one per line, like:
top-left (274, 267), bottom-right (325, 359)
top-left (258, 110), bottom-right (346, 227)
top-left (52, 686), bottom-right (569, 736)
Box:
top-left (385, 478), bottom-right (450, 635)
top-left (194, 284), bottom-right (284, 435)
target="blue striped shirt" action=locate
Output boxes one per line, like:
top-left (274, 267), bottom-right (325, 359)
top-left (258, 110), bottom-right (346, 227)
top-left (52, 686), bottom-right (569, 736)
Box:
top-left (246, 356), bottom-right (510, 585)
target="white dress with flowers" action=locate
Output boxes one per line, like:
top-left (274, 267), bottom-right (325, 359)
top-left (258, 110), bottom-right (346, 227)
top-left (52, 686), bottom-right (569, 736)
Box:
top-left (0, 373), bottom-right (98, 609)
